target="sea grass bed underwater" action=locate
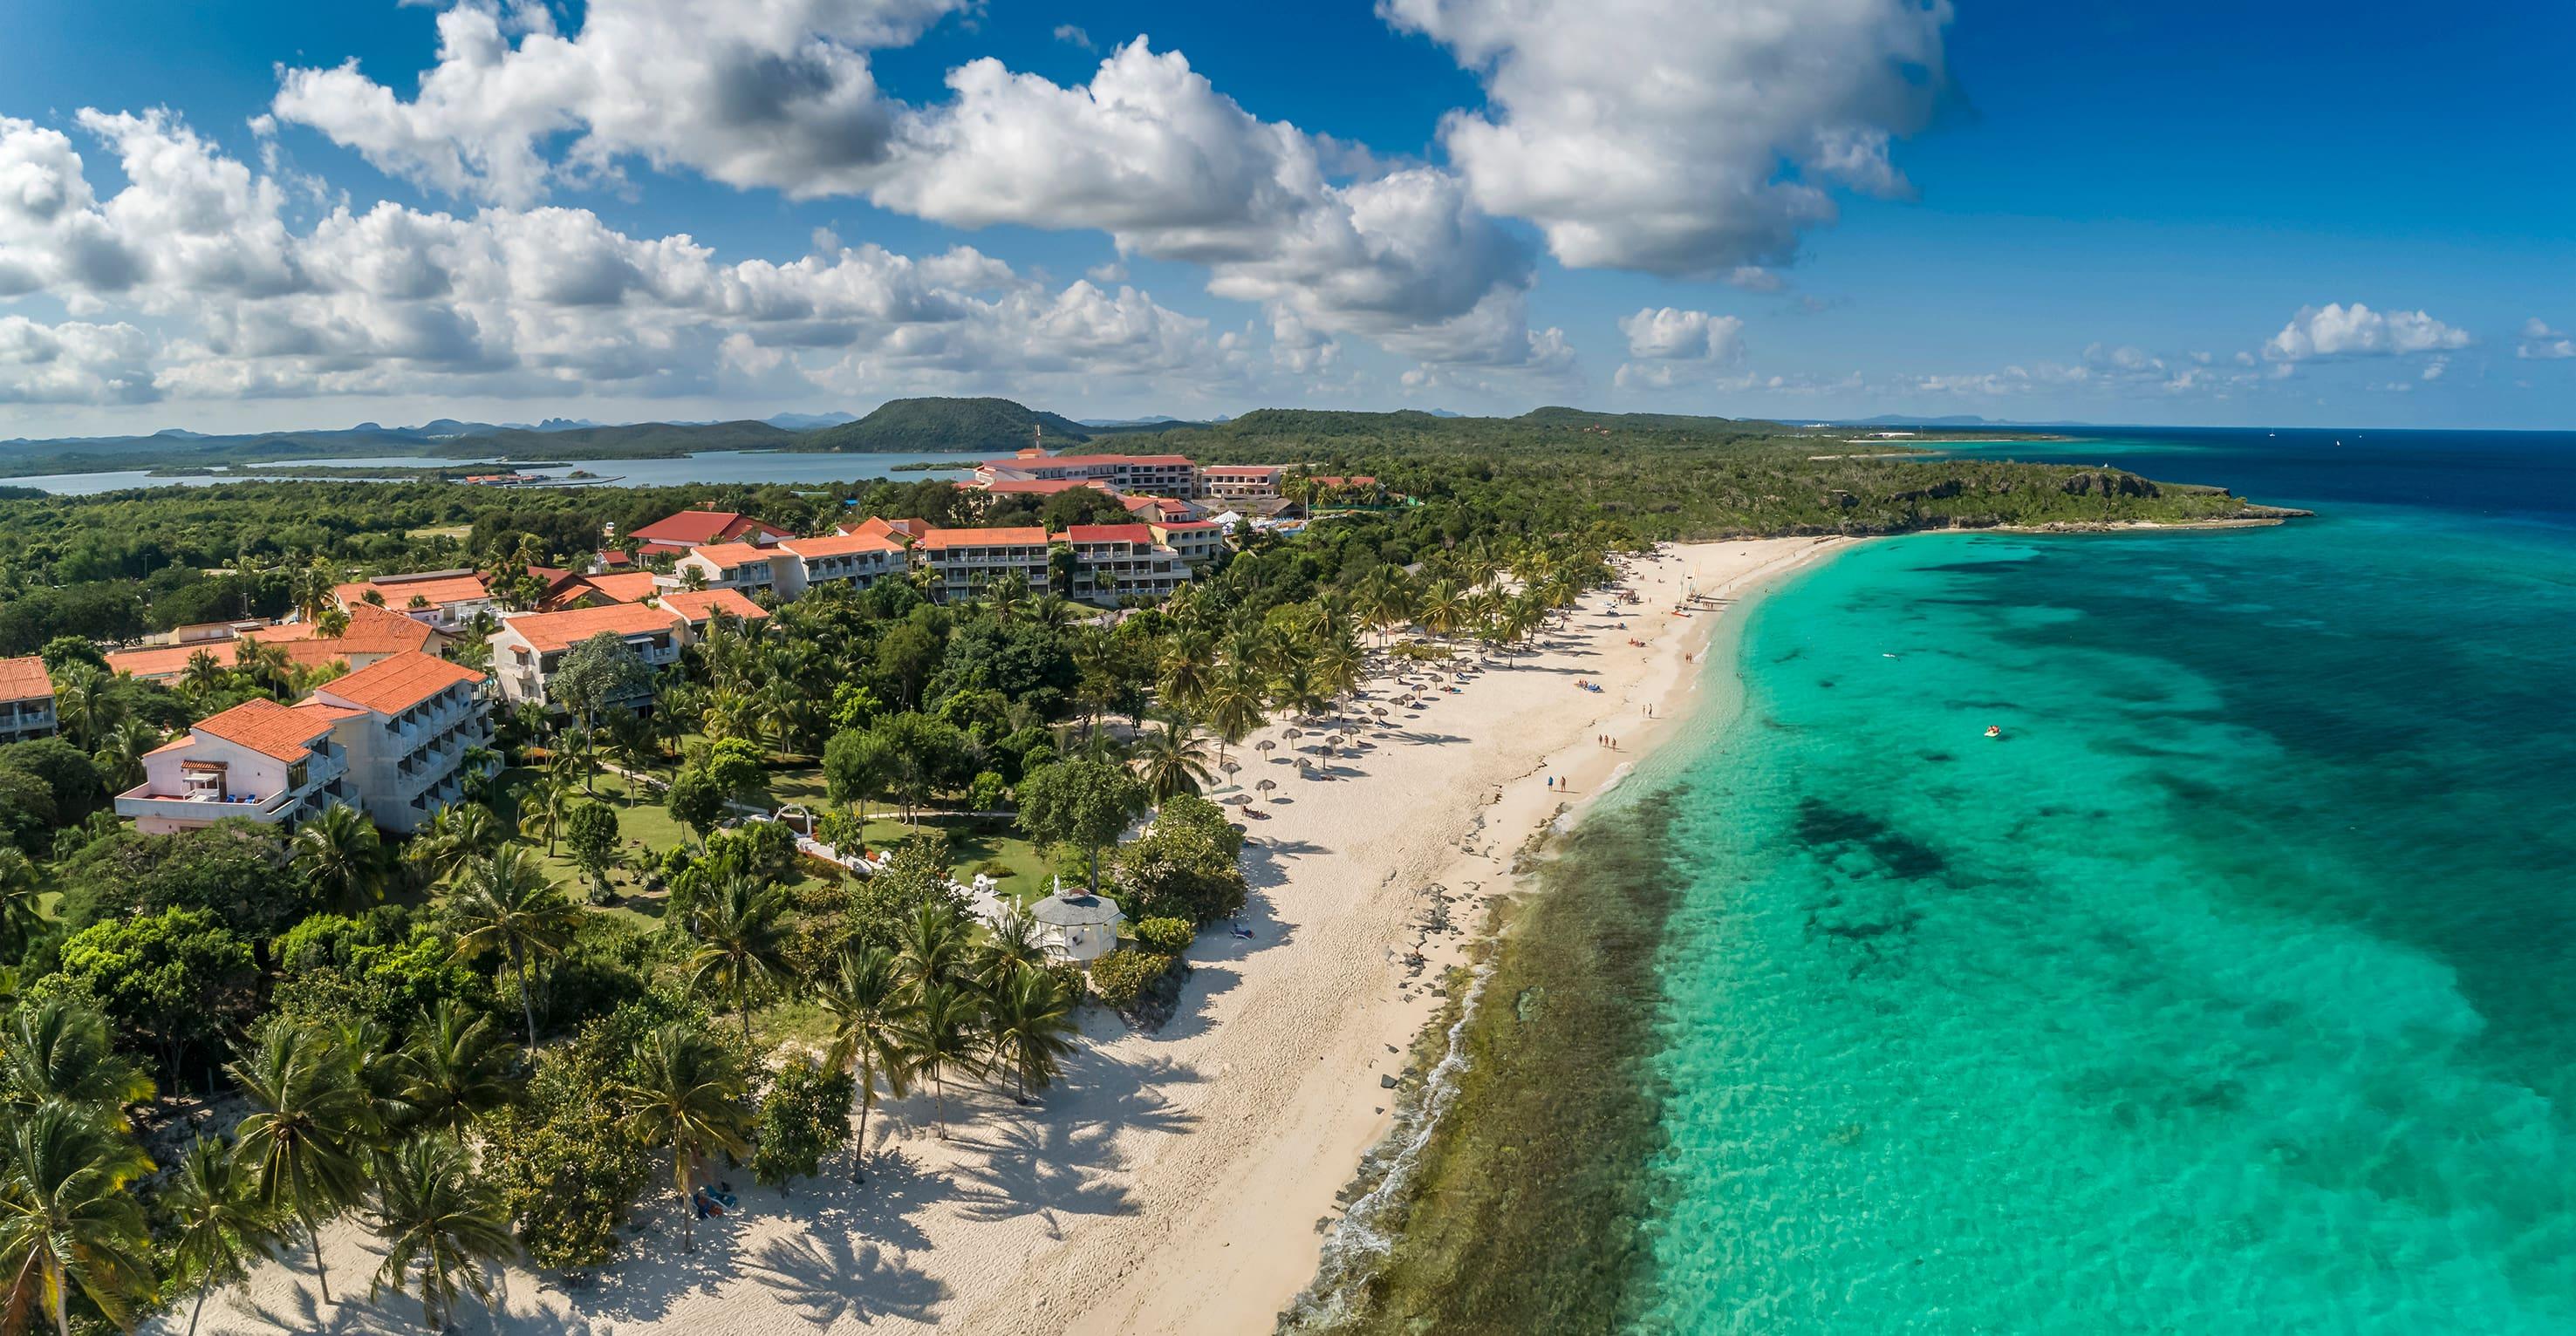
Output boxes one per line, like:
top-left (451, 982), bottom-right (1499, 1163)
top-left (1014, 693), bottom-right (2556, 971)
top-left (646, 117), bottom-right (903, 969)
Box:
top-left (1288, 787), bottom-right (1699, 1333)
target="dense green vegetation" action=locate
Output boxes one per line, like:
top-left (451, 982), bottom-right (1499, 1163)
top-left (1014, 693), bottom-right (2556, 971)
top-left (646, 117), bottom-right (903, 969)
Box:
top-left (0, 403), bottom-right (2299, 1326)
top-left (802, 396), bottom-right (1093, 454)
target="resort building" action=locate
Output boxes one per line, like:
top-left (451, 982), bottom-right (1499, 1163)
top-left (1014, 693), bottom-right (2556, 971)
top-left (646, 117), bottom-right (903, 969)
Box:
top-left (1120, 493), bottom-right (1205, 524)
top-left (331, 569), bottom-right (495, 631)
top-left (1198, 464), bottom-right (1285, 503)
top-left (1061, 523), bottom-right (1191, 605)
top-left (103, 605), bottom-right (443, 684)
top-left (299, 651), bottom-right (494, 834)
top-left (487, 603), bottom-right (688, 707)
top-left (840, 515), bottom-right (928, 547)
top-left (917, 526), bottom-right (1051, 603)
top-left (626, 509), bottom-right (795, 556)
top-left (659, 589), bottom-right (770, 632)
top-left (115, 698), bottom-right (359, 834)
top-left (776, 532), bottom-right (907, 596)
top-left (1149, 519), bottom-right (1227, 569)
top-left (0, 657), bottom-right (57, 743)
top-left (668, 542), bottom-right (795, 597)
top-left (974, 451), bottom-right (1197, 498)
top-left (536, 569), bottom-right (661, 611)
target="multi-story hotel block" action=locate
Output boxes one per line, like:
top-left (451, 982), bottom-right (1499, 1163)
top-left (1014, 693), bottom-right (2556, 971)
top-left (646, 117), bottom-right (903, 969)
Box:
top-left (302, 651), bottom-right (495, 834)
top-left (117, 698), bottom-right (359, 834)
top-left (115, 651), bottom-right (493, 835)
top-left (0, 658), bottom-right (57, 743)
top-left (488, 603), bottom-right (689, 707)
top-left (332, 569), bottom-right (497, 631)
top-left (1149, 519), bottom-right (1227, 569)
top-left (776, 532), bottom-right (908, 596)
top-left (917, 526), bottom-right (1052, 603)
top-left (974, 451), bottom-right (1198, 497)
top-left (1197, 464), bottom-right (1286, 504)
top-left (670, 542), bottom-right (795, 597)
top-left (1060, 524), bottom-right (1190, 604)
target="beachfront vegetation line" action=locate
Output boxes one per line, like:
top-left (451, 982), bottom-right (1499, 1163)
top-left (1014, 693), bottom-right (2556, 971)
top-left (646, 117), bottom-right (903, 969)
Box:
top-left (0, 407), bottom-right (2288, 1328)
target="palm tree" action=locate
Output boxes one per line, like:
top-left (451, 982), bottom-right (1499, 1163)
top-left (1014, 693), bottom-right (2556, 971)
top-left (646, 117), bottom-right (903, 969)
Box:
top-left (291, 803), bottom-right (384, 911)
top-left (181, 649), bottom-right (228, 698)
top-left (0, 1104), bottom-right (154, 1335)
top-left (364, 1136), bottom-right (514, 1331)
top-left (228, 1018), bottom-right (375, 1306)
top-left (87, 722), bottom-right (157, 794)
top-left (974, 906), bottom-right (1048, 993)
top-left (165, 1136), bottom-right (284, 1336)
top-left (685, 875), bottom-right (792, 1048)
top-left (448, 849), bottom-right (581, 1051)
top-left (394, 1002), bottom-right (520, 1138)
top-left (0, 850), bottom-right (44, 965)
top-left (1130, 718), bottom-right (1213, 804)
top-left (893, 901), bottom-right (972, 999)
top-left (1199, 668), bottom-right (1264, 768)
top-left (817, 946), bottom-right (912, 1182)
top-left (981, 965), bottom-right (1079, 1103)
top-left (405, 802), bottom-right (501, 889)
top-left (517, 772), bottom-right (577, 856)
top-left (0, 1000), bottom-right (154, 1128)
top-left (615, 1022), bottom-right (751, 1251)
top-left (892, 981), bottom-right (985, 1138)
top-left (1156, 633), bottom-right (1213, 717)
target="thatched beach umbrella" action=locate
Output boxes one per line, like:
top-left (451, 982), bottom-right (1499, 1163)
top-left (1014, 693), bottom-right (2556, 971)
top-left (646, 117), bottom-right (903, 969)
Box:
top-left (1257, 739), bottom-right (1278, 761)
top-left (1256, 778), bottom-right (1278, 801)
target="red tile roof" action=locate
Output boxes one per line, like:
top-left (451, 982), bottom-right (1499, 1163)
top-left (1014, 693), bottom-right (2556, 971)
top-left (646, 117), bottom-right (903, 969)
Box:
top-left (0, 657), bottom-right (51, 701)
top-left (687, 542), bottom-right (787, 570)
top-left (1063, 523), bottom-right (1154, 545)
top-left (499, 603), bottom-right (686, 655)
top-left (630, 510), bottom-right (791, 546)
top-left (660, 589), bottom-right (769, 624)
top-left (191, 698), bottom-right (341, 763)
top-left (106, 644), bottom-right (212, 682)
top-left (540, 571), bottom-right (662, 610)
top-left (313, 651), bottom-right (485, 716)
top-left (917, 526), bottom-right (1050, 550)
top-left (333, 570), bottom-right (489, 610)
top-left (840, 516), bottom-right (928, 544)
top-left (779, 533), bottom-right (904, 559)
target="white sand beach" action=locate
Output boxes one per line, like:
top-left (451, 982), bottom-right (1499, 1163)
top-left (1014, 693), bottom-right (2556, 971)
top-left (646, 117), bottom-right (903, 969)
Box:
top-left (169, 536), bottom-right (1852, 1336)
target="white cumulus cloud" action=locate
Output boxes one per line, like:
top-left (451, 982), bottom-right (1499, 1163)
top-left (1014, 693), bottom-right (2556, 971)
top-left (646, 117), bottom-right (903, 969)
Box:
top-left (1383, 0), bottom-right (1951, 276)
top-left (1614, 306), bottom-right (1746, 389)
top-left (2517, 317), bottom-right (2574, 360)
top-left (2263, 302), bottom-right (2470, 361)
top-left (0, 109), bottom-right (1246, 410)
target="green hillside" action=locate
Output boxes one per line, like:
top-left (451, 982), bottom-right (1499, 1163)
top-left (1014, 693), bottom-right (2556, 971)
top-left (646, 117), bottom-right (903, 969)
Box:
top-left (802, 397), bottom-right (1094, 454)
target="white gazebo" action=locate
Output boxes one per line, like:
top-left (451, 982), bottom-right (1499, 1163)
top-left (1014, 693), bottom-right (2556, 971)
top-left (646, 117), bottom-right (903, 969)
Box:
top-left (1028, 876), bottom-right (1126, 965)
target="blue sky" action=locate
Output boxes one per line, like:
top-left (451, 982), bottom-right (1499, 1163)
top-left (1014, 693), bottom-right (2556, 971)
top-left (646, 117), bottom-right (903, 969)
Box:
top-left (0, 0), bottom-right (2568, 435)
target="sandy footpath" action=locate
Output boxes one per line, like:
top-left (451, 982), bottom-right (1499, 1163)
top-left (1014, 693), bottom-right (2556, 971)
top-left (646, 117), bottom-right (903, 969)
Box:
top-left (167, 536), bottom-right (1850, 1336)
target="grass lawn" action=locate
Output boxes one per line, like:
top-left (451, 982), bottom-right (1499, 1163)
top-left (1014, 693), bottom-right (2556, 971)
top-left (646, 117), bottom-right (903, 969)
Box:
top-left (494, 764), bottom-right (1060, 916)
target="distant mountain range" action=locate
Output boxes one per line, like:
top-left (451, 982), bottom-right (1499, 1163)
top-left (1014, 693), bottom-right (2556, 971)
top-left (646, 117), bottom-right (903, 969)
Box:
top-left (0, 396), bottom-right (1800, 480)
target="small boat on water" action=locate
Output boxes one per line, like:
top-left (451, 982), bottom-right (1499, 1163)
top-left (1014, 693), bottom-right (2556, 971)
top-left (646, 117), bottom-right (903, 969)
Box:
top-left (1984, 725), bottom-right (2003, 739)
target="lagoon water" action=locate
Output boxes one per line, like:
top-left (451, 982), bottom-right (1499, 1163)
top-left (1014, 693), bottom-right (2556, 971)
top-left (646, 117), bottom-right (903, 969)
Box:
top-left (0, 448), bottom-right (968, 494)
top-left (1631, 429), bottom-right (2576, 1331)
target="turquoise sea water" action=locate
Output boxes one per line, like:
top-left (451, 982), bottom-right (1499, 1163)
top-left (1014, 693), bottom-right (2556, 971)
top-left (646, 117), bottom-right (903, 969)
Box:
top-left (1634, 432), bottom-right (2576, 1331)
